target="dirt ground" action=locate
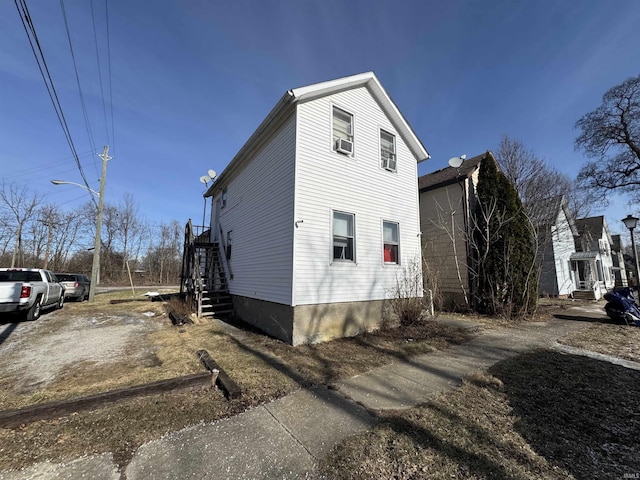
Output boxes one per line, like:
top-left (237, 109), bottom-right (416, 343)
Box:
top-left (0, 291), bottom-right (176, 410)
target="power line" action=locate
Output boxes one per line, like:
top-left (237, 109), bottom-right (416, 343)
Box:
top-left (105, 0), bottom-right (115, 159)
top-left (14, 0), bottom-right (97, 208)
top-left (90, 0), bottom-right (110, 147)
top-left (60, 0), bottom-right (97, 165)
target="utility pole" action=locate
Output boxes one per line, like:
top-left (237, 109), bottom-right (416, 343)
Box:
top-left (89, 145), bottom-right (111, 302)
top-left (42, 214), bottom-right (57, 270)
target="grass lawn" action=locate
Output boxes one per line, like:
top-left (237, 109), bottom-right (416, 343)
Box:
top-left (0, 291), bottom-right (474, 471)
top-left (3, 293), bottom-right (638, 477)
top-left (318, 323), bottom-right (640, 479)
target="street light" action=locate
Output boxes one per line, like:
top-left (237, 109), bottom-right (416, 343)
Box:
top-left (51, 146), bottom-right (111, 301)
top-left (622, 214), bottom-right (640, 295)
top-left (50, 180), bottom-right (99, 197)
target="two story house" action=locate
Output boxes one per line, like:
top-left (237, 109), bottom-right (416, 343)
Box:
top-left (571, 216), bottom-right (615, 299)
top-left (527, 195), bottom-right (578, 298)
top-left (417, 152), bottom-right (491, 310)
top-left (184, 72), bottom-right (430, 345)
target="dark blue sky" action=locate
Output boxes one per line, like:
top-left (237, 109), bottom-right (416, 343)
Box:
top-left (1, 0), bottom-right (638, 235)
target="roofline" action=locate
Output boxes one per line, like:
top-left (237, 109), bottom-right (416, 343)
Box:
top-left (205, 72), bottom-right (430, 198)
top-left (418, 151), bottom-right (492, 193)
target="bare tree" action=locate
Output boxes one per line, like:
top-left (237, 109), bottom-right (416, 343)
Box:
top-left (576, 74), bottom-right (640, 206)
top-left (495, 136), bottom-right (572, 205)
top-left (0, 182), bottom-right (44, 267)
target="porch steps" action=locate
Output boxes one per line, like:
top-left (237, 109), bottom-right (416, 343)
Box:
top-left (572, 290), bottom-right (597, 301)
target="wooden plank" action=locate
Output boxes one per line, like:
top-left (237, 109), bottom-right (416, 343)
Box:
top-left (0, 372), bottom-right (216, 429)
top-left (196, 349), bottom-right (242, 400)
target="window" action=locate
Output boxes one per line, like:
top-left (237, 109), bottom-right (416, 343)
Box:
top-left (333, 211), bottom-right (355, 262)
top-left (226, 230), bottom-right (232, 260)
top-left (380, 129), bottom-right (396, 172)
top-left (332, 106), bottom-right (353, 154)
top-left (383, 221), bottom-right (399, 264)
top-left (221, 187), bottom-right (228, 208)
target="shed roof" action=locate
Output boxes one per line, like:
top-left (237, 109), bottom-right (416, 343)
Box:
top-left (204, 72), bottom-right (430, 198)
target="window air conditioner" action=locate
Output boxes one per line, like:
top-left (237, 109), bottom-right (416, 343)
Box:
top-left (336, 138), bottom-right (353, 155)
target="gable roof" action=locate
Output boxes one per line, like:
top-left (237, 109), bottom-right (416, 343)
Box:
top-left (205, 72), bottom-right (430, 198)
top-left (418, 152), bottom-right (489, 192)
top-left (575, 215), bottom-right (612, 243)
top-left (526, 195), bottom-right (578, 235)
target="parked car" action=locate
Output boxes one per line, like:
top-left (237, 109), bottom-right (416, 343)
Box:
top-left (0, 268), bottom-right (65, 320)
top-left (55, 273), bottom-right (90, 302)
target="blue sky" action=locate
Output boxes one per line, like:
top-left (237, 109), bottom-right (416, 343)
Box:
top-left (1, 0), bottom-right (639, 238)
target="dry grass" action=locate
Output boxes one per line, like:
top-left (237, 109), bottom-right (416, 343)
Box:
top-left (559, 321), bottom-right (640, 363)
top-left (0, 292), bottom-right (474, 472)
top-left (318, 349), bottom-right (640, 479)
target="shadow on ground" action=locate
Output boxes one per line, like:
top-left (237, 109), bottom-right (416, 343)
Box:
top-left (490, 350), bottom-right (640, 479)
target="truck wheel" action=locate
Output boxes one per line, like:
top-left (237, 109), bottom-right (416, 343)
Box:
top-left (26, 296), bottom-right (42, 321)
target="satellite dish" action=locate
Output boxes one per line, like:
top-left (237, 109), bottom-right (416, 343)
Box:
top-left (208, 169), bottom-right (217, 179)
top-left (448, 154), bottom-right (466, 169)
top-left (199, 175), bottom-right (211, 184)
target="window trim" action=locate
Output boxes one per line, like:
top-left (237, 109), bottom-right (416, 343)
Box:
top-left (382, 220), bottom-right (400, 265)
top-left (332, 210), bottom-right (356, 264)
top-left (380, 128), bottom-right (397, 172)
top-left (331, 105), bottom-right (355, 156)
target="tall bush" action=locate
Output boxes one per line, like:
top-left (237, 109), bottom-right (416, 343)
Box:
top-left (472, 156), bottom-right (537, 317)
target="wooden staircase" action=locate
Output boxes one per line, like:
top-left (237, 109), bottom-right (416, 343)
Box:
top-left (195, 239), bottom-right (234, 319)
top-left (181, 220), bottom-right (234, 320)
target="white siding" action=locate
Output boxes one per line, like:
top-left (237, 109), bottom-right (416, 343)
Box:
top-left (293, 87), bottom-right (423, 305)
top-left (551, 208), bottom-right (577, 296)
top-left (214, 114), bottom-right (296, 305)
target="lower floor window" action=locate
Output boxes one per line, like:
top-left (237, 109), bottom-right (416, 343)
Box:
top-left (383, 221), bottom-right (399, 264)
top-left (333, 211), bottom-right (355, 261)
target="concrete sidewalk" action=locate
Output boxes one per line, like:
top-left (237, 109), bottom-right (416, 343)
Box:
top-left (1, 316), bottom-right (592, 480)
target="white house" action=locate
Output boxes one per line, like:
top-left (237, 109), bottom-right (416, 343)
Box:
top-left (189, 72), bottom-right (429, 345)
top-left (528, 195), bottom-right (578, 298)
top-left (571, 216), bottom-right (615, 300)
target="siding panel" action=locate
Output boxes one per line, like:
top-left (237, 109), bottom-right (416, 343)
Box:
top-left (213, 114), bottom-right (296, 305)
top-left (293, 87), bottom-right (423, 305)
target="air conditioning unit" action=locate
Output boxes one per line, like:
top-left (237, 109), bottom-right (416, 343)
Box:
top-left (336, 138), bottom-right (353, 155)
top-left (382, 153), bottom-right (396, 171)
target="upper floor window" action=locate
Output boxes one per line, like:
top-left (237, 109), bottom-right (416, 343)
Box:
top-left (383, 221), bottom-right (399, 264)
top-left (333, 106), bottom-right (354, 155)
top-left (380, 129), bottom-right (396, 172)
top-left (221, 187), bottom-right (228, 208)
top-left (333, 211), bottom-right (355, 262)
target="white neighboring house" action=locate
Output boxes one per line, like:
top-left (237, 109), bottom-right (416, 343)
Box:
top-left (528, 195), bottom-right (578, 298)
top-left (571, 215), bottom-right (616, 300)
top-left (189, 72), bottom-right (430, 345)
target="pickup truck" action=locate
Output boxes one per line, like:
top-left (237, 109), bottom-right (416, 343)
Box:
top-left (0, 268), bottom-right (65, 320)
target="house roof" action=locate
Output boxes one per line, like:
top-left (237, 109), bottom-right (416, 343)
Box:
top-left (417, 152), bottom-right (488, 192)
top-left (526, 195), bottom-right (578, 236)
top-left (574, 215), bottom-right (612, 242)
top-left (205, 72), bottom-right (430, 198)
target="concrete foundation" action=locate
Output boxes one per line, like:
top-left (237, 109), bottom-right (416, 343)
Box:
top-left (232, 295), bottom-right (394, 345)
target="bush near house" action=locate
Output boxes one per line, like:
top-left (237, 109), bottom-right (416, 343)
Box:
top-left (473, 157), bottom-right (537, 317)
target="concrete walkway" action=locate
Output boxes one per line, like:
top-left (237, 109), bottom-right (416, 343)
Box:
top-left (1, 316), bottom-right (596, 480)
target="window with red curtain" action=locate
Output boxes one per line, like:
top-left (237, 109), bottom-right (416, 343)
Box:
top-left (383, 221), bottom-right (399, 264)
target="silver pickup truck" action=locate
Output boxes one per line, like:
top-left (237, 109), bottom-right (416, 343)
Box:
top-left (0, 268), bottom-right (65, 320)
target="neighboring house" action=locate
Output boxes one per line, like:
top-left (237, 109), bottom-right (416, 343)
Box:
top-left (417, 152), bottom-right (491, 309)
top-left (183, 72), bottom-right (430, 345)
top-left (527, 195), bottom-right (578, 298)
top-left (571, 216), bottom-right (616, 300)
top-left (610, 234), bottom-right (629, 288)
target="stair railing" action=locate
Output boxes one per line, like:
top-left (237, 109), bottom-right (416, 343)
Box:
top-left (182, 219), bottom-right (205, 317)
